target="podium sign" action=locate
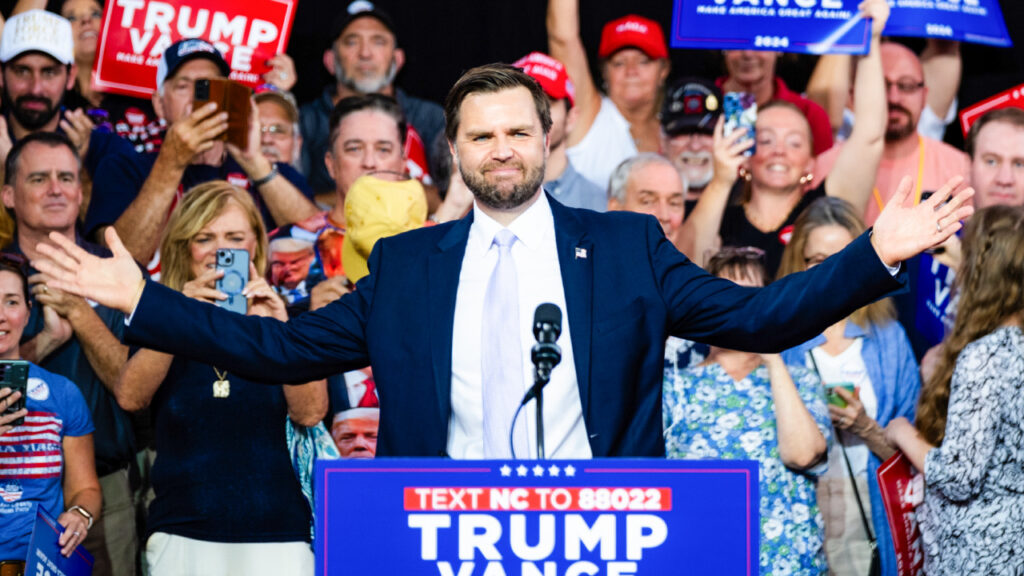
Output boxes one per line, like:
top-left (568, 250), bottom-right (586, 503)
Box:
top-left (315, 459), bottom-right (759, 575)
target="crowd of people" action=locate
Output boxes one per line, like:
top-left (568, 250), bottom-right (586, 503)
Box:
top-left (0, 0), bottom-right (1020, 574)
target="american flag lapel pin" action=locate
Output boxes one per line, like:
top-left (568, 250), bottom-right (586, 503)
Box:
top-left (575, 247), bottom-right (587, 259)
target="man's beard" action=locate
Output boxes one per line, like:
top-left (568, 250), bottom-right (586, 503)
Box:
top-left (4, 85), bottom-right (61, 131)
top-left (460, 158), bottom-right (546, 211)
top-left (335, 54), bottom-right (399, 94)
top-left (676, 150), bottom-right (714, 190)
top-left (884, 104), bottom-right (916, 143)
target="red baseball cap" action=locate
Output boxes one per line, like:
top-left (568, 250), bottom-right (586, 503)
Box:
top-left (513, 52), bottom-right (576, 107)
top-left (598, 15), bottom-right (668, 60)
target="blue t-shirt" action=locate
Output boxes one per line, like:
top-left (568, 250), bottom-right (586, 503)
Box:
top-left (85, 151), bottom-right (313, 240)
top-left (144, 354), bottom-right (311, 542)
top-left (0, 364), bottom-right (93, 561)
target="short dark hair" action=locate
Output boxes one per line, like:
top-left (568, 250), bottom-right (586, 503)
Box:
top-left (328, 93), bottom-right (407, 150)
top-left (4, 131), bottom-right (81, 185)
top-left (706, 246), bottom-right (770, 287)
top-left (443, 63), bottom-right (552, 143)
top-left (966, 107), bottom-right (1024, 159)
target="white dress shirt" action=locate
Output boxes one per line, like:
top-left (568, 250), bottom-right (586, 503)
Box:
top-left (448, 193), bottom-right (592, 459)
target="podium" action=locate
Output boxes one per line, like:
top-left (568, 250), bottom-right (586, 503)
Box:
top-left (315, 459), bottom-right (759, 575)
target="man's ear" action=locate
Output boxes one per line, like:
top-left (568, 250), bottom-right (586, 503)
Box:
top-left (565, 104), bottom-right (579, 136)
top-left (2, 184), bottom-right (16, 211)
top-left (607, 196), bottom-right (622, 211)
top-left (66, 64), bottom-right (78, 91)
top-left (393, 48), bottom-right (406, 74)
top-left (151, 90), bottom-right (165, 121)
top-left (323, 49), bottom-right (336, 75)
top-left (324, 150), bottom-right (335, 181)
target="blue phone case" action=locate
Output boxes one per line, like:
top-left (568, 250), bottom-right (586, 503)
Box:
top-left (216, 248), bottom-right (249, 315)
top-left (723, 92), bottom-right (757, 156)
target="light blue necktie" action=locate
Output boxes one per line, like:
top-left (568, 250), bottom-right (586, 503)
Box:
top-left (481, 229), bottom-right (527, 458)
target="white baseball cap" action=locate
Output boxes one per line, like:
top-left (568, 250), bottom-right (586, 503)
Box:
top-left (0, 10), bottom-right (74, 65)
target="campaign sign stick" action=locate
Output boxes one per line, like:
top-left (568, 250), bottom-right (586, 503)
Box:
top-left (670, 0), bottom-right (871, 55)
top-left (883, 0), bottom-right (1011, 48)
top-left (877, 453), bottom-right (925, 576)
top-left (316, 459), bottom-right (759, 576)
top-left (24, 507), bottom-right (94, 576)
top-left (92, 0), bottom-right (297, 98)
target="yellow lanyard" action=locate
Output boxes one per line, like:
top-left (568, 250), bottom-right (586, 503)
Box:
top-left (873, 135), bottom-right (925, 213)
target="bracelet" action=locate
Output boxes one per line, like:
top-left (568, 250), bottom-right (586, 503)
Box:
top-left (67, 505), bottom-right (94, 530)
top-left (251, 164), bottom-right (279, 188)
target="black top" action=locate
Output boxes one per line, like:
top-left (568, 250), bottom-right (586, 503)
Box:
top-left (719, 182), bottom-right (826, 278)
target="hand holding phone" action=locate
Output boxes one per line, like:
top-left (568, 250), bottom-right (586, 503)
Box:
top-left (723, 92), bottom-right (757, 157)
top-left (194, 78), bottom-right (253, 149)
top-left (825, 382), bottom-right (857, 408)
top-left (216, 249), bottom-right (250, 314)
top-left (1, 361), bottom-right (31, 428)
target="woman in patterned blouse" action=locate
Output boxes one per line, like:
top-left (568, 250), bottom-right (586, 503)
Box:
top-left (663, 247), bottom-right (831, 575)
top-left (887, 205), bottom-right (1024, 576)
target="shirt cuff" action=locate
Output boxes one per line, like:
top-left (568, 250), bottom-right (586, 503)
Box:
top-left (883, 259), bottom-right (901, 276)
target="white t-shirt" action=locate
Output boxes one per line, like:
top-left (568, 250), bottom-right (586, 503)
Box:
top-left (566, 96), bottom-right (639, 191)
top-left (810, 339), bottom-right (877, 477)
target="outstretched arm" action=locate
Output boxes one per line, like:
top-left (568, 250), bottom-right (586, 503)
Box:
top-left (825, 0), bottom-right (889, 216)
top-left (547, 0), bottom-right (601, 147)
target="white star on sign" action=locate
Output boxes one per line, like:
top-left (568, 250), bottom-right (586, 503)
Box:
top-left (533, 465), bottom-right (545, 477)
top-left (500, 465), bottom-right (512, 477)
top-left (517, 465), bottom-right (528, 477)
top-left (548, 465), bottom-right (560, 477)
top-left (564, 465), bottom-right (576, 477)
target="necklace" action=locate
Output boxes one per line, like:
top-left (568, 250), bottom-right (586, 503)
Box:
top-left (212, 366), bottom-right (230, 398)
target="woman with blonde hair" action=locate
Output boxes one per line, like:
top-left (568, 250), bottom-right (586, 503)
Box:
top-left (780, 196), bottom-right (920, 576)
top-left (887, 205), bottom-right (1024, 575)
top-left (113, 181), bottom-right (326, 575)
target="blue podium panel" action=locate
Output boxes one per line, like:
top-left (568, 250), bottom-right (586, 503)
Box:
top-left (315, 459), bottom-right (759, 576)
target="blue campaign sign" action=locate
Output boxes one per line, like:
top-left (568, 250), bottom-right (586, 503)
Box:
top-left (24, 508), bottom-right (94, 576)
top-left (316, 459), bottom-right (759, 576)
top-left (884, 0), bottom-right (1011, 48)
top-left (914, 253), bottom-right (956, 348)
top-left (670, 0), bottom-right (871, 55)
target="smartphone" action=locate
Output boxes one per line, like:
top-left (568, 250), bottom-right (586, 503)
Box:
top-left (1, 360), bottom-right (30, 427)
top-left (194, 78), bottom-right (253, 149)
top-left (825, 382), bottom-right (857, 408)
top-left (216, 248), bottom-right (250, 314)
top-left (723, 92), bottom-right (757, 156)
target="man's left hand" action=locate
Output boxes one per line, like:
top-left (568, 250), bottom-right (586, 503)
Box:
top-left (871, 175), bottom-right (974, 268)
top-left (59, 109), bottom-right (96, 161)
top-left (226, 99), bottom-right (274, 181)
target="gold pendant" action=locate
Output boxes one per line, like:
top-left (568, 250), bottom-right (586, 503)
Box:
top-left (213, 379), bottom-right (230, 398)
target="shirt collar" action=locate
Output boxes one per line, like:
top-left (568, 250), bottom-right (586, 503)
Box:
top-left (470, 191), bottom-right (552, 253)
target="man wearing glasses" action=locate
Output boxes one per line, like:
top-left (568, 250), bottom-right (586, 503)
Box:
top-left (812, 42), bottom-right (969, 227)
top-left (255, 88), bottom-right (303, 172)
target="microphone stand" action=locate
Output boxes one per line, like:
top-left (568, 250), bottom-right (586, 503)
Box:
top-left (530, 342), bottom-right (559, 460)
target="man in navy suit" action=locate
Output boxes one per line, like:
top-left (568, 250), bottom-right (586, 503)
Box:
top-left (36, 64), bottom-right (974, 459)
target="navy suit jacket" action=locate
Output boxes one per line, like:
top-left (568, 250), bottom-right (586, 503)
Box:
top-left (127, 195), bottom-right (903, 457)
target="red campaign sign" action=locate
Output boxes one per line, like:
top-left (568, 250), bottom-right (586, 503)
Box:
top-left (92, 0), bottom-right (297, 98)
top-left (876, 453), bottom-right (925, 576)
top-left (959, 83), bottom-right (1024, 137)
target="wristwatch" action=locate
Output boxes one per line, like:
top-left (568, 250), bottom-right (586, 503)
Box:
top-left (67, 505), bottom-right (94, 530)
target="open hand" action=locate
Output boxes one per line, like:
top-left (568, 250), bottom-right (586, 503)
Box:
top-left (263, 53), bottom-right (297, 92)
top-left (34, 228), bottom-right (145, 314)
top-left (162, 102), bottom-right (228, 169)
top-left (859, 0), bottom-right (890, 38)
top-left (871, 175), bottom-right (974, 267)
top-left (59, 109), bottom-right (96, 160)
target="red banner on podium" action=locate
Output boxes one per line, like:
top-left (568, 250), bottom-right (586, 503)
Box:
top-left (92, 0), bottom-right (297, 98)
top-left (877, 453), bottom-right (925, 576)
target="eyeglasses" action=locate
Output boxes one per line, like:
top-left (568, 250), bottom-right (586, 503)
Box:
top-left (260, 124), bottom-right (293, 139)
top-left (885, 79), bottom-right (925, 95)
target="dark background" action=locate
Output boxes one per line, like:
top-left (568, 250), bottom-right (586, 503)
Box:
top-left (10, 0), bottom-right (1024, 148)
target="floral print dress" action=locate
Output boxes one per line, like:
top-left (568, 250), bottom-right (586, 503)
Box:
top-left (664, 363), bottom-right (832, 575)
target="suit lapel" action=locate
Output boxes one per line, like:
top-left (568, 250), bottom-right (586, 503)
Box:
top-left (428, 215), bottom-right (472, 440)
top-left (550, 197), bottom-right (594, 420)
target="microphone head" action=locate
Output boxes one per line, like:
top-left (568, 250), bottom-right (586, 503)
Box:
top-left (533, 303), bottom-right (562, 340)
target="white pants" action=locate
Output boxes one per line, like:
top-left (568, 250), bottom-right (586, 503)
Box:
top-left (146, 533), bottom-right (313, 576)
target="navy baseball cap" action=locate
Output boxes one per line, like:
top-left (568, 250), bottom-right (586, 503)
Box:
top-left (661, 77), bottom-right (722, 136)
top-left (155, 38), bottom-right (231, 89)
top-left (331, 1), bottom-right (396, 42)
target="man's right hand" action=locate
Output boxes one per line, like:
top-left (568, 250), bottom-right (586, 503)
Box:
top-left (309, 275), bottom-right (351, 311)
top-left (34, 228), bottom-right (145, 315)
top-left (161, 102), bottom-right (228, 169)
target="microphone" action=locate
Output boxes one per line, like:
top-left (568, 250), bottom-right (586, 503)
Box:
top-left (523, 303), bottom-right (562, 405)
